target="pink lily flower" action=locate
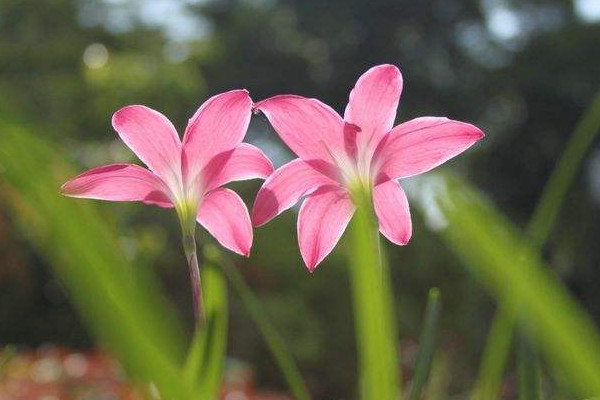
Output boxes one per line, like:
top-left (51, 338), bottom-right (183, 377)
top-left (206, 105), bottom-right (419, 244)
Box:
top-left (253, 64), bottom-right (484, 271)
top-left (62, 90), bottom-right (274, 256)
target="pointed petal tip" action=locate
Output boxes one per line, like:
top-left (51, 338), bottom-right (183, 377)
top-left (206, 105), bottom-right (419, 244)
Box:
top-left (460, 120), bottom-right (485, 137)
top-left (382, 231), bottom-right (411, 246)
top-left (223, 244), bottom-right (251, 257)
top-left (250, 197), bottom-right (270, 227)
top-left (111, 104), bottom-right (150, 127)
top-left (250, 213), bottom-right (267, 228)
top-left (397, 236), bottom-right (411, 246)
top-left (60, 177), bottom-right (83, 195)
top-left (59, 182), bottom-right (74, 197)
top-left (361, 64), bottom-right (403, 84)
top-left (239, 241), bottom-right (252, 258)
top-left (306, 264), bottom-right (317, 274)
top-left (216, 88), bottom-right (250, 97)
top-left (371, 63), bottom-right (401, 74)
top-left (59, 181), bottom-right (69, 193)
top-left (234, 246), bottom-right (251, 258)
top-left (222, 242), bottom-right (252, 258)
top-left (59, 173), bottom-right (87, 196)
top-left (226, 88), bottom-right (251, 103)
top-left (253, 94), bottom-right (307, 112)
top-left (465, 124), bottom-right (486, 143)
top-left (300, 235), bottom-right (324, 273)
top-left (60, 186), bottom-right (78, 198)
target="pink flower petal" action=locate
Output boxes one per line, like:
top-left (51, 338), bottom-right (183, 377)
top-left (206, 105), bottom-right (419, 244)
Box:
top-left (196, 188), bottom-right (253, 256)
top-left (202, 143), bottom-right (274, 193)
top-left (254, 95), bottom-right (348, 166)
top-left (297, 186), bottom-right (355, 272)
top-left (374, 117), bottom-right (484, 183)
top-left (61, 164), bottom-right (172, 207)
top-left (112, 105), bottom-right (182, 188)
top-left (182, 90), bottom-right (253, 188)
top-left (252, 159), bottom-right (339, 227)
top-left (343, 64), bottom-right (403, 159)
top-left (373, 180), bottom-right (412, 245)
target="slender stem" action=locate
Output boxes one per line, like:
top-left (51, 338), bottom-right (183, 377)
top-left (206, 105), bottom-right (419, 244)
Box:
top-left (347, 187), bottom-right (401, 400)
top-left (182, 232), bottom-right (204, 326)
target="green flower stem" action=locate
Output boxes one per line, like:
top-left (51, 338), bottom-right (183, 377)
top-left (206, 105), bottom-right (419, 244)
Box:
top-left (182, 232), bottom-right (205, 327)
top-left (178, 201), bottom-right (205, 328)
top-left (347, 187), bottom-right (401, 400)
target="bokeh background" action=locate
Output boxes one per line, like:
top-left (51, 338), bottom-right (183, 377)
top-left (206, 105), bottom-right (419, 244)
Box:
top-left (1, 0), bottom-right (599, 398)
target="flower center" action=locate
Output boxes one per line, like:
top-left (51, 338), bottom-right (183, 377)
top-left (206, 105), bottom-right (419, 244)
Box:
top-left (170, 170), bottom-right (204, 236)
top-left (322, 140), bottom-right (373, 192)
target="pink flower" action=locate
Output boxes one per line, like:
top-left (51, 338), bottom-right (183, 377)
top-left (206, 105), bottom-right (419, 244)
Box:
top-left (62, 90), bottom-right (273, 256)
top-left (252, 65), bottom-right (484, 271)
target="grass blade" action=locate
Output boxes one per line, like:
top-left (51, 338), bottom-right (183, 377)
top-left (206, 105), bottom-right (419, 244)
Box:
top-left (472, 87), bottom-right (600, 398)
top-left (217, 250), bottom-right (312, 400)
top-left (410, 173), bottom-right (600, 397)
top-left (528, 89), bottom-right (600, 247)
top-left (426, 352), bottom-right (450, 400)
top-left (183, 252), bottom-right (228, 399)
top-left (409, 288), bottom-right (442, 400)
top-left (471, 304), bottom-right (514, 399)
top-left (198, 249), bottom-right (229, 398)
top-left (184, 328), bottom-right (207, 389)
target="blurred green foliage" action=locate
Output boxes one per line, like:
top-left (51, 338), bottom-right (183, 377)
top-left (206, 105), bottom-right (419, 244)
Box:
top-left (0, 124), bottom-right (194, 399)
top-left (410, 172), bottom-right (600, 397)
